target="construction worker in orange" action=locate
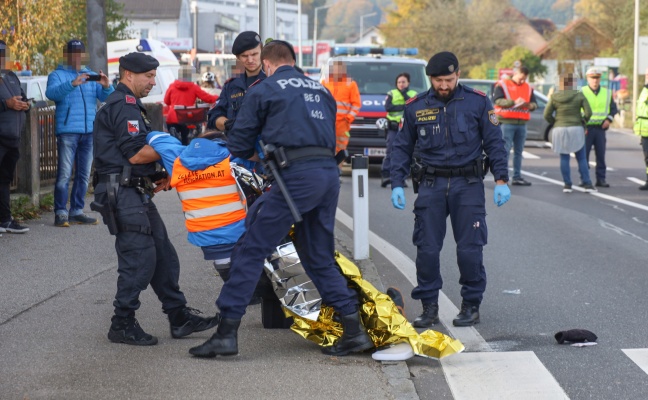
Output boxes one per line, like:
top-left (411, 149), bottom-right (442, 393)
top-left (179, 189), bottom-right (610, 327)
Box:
top-left (322, 60), bottom-right (361, 153)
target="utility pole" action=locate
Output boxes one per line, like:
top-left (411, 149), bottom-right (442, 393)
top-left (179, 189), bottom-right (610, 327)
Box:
top-left (86, 0), bottom-right (108, 75)
top-left (259, 0), bottom-right (276, 43)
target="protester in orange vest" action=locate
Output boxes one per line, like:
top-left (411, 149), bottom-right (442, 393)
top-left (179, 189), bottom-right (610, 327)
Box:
top-left (322, 60), bottom-right (361, 154)
top-left (493, 66), bottom-right (537, 186)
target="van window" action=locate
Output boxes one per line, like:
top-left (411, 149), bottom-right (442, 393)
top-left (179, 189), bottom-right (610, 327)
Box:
top-left (344, 62), bottom-right (430, 95)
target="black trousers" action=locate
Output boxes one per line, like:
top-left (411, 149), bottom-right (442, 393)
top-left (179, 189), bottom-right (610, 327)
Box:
top-left (0, 144), bottom-right (19, 223)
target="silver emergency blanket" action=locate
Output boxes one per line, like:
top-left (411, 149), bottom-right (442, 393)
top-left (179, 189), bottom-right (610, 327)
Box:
top-left (263, 242), bottom-right (322, 321)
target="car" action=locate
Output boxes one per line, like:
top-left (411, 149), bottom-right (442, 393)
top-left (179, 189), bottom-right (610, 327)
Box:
top-left (18, 75), bottom-right (53, 109)
top-left (459, 79), bottom-right (552, 142)
top-left (321, 50), bottom-right (430, 162)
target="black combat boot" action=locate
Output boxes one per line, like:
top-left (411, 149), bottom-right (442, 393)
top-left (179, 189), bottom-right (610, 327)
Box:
top-left (412, 303), bottom-right (439, 328)
top-left (640, 174), bottom-right (648, 190)
top-left (108, 315), bottom-right (158, 346)
top-left (168, 307), bottom-right (219, 338)
top-left (321, 311), bottom-right (374, 356)
top-left (452, 302), bottom-right (480, 327)
top-left (189, 317), bottom-right (241, 357)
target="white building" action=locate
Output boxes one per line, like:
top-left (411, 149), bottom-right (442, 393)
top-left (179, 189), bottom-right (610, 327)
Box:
top-left (117, 0), bottom-right (308, 53)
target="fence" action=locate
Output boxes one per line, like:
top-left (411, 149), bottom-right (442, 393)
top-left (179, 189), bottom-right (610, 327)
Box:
top-left (10, 103), bottom-right (164, 206)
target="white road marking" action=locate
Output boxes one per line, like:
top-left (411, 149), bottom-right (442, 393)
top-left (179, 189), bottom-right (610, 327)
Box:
top-left (521, 170), bottom-right (648, 212)
top-left (627, 177), bottom-right (646, 185)
top-left (441, 352), bottom-right (569, 399)
top-left (335, 208), bottom-right (492, 352)
top-left (622, 349), bottom-right (648, 375)
top-left (522, 151), bottom-right (541, 159)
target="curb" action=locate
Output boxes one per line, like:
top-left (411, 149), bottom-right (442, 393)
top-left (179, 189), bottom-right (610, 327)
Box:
top-left (334, 226), bottom-right (420, 400)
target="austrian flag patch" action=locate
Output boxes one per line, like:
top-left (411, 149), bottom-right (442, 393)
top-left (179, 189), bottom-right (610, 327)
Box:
top-left (127, 120), bottom-right (140, 135)
top-left (125, 95), bottom-right (136, 104)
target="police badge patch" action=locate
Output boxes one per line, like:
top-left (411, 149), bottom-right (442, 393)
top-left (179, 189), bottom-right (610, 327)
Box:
top-left (127, 120), bottom-right (140, 135)
top-left (488, 110), bottom-right (499, 126)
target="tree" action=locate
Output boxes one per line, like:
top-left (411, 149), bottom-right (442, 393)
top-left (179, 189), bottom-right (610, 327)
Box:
top-left (321, 0), bottom-right (379, 42)
top-left (0, 0), bottom-right (132, 74)
top-left (496, 45), bottom-right (547, 80)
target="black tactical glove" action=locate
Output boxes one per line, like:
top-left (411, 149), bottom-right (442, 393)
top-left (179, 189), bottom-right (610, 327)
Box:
top-left (554, 329), bottom-right (597, 344)
top-left (224, 118), bottom-right (235, 132)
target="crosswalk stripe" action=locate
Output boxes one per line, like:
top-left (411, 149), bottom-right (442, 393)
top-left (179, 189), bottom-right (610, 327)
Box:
top-left (627, 177), bottom-right (645, 185)
top-left (622, 349), bottom-right (648, 375)
top-left (441, 352), bottom-right (569, 399)
top-left (522, 151), bottom-right (540, 159)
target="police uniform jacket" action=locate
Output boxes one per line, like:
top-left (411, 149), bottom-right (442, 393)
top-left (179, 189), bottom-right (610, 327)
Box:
top-left (93, 83), bottom-right (156, 177)
top-left (227, 65), bottom-right (337, 172)
top-left (390, 83), bottom-right (508, 188)
top-left (207, 70), bottom-right (266, 128)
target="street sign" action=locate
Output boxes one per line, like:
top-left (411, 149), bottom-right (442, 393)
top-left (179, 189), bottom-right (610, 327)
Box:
top-left (639, 36), bottom-right (648, 74)
top-left (499, 68), bottom-right (513, 79)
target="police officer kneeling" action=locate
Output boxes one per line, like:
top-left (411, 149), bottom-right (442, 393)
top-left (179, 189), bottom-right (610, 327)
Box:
top-left (189, 40), bottom-right (373, 358)
top-left (390, 51), bottom-right (511, 328)
top-left (93, 52), bottom-right (218, 346)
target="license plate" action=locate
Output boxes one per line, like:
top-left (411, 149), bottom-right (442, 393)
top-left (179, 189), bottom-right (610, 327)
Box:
top-left (364, 147), bottom-right (386, 157)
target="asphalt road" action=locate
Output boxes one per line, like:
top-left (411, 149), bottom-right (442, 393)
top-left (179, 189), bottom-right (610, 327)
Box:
top-left (337, 128), bottom-right (648, 400)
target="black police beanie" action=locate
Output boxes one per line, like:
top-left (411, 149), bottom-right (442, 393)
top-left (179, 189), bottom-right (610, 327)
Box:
top-left (554, 329), bottom-right (597, 344)
top-left (232, 31), bottom-right (262, 56)
top-left (119, 52), bottom-right (160, 73)
top-left (426, 51), bottom-right (459, 77)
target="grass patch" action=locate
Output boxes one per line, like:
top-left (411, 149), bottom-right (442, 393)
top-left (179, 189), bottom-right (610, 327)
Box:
top-left (10, 193), bottom-right (54, 221)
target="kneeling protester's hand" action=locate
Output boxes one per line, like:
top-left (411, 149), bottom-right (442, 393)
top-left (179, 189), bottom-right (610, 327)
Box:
top-left (493, 184), bottom-right (511, 207)
top-left (391, 187), bottom-right (406, 210)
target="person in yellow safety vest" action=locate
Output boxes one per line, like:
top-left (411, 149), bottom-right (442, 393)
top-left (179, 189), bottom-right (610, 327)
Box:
top-left (582, 67), bottom-right (618, 188)
top-left (381, 72), bottom-right (417, 187)
top-left (634, 72), bottom-right (648, 190)
top-left (493, 66), bottom-right (537, 186)
top-left (322, 60), bottom-right (361, 154)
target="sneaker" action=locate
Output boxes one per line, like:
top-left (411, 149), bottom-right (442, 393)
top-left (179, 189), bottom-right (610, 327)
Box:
top-left (108, 316), bottom-right (158, 346)
top-left (0, 219), bottom-right (29, 233)
top-left (69, 213), bottom-right (98, 225)
top-left (563, 184), bottom-right (572, 193)
top-left (511, 177), bottom-right (532, 186)
top-left (54, 214), bottom-right (69, 227)
top-left (169, 307), bottom-right (219, 338)
top-left (582, 183), bottom-right (597, 193)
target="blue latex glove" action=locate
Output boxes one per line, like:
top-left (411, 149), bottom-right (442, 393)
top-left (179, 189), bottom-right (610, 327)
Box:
top-left (391, 187), bottom-right (405, 210)
top-left (493, 184), bottom-right (511, 207)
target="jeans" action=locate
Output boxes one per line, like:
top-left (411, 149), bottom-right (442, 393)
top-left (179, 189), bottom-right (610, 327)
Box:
top-left (501, 123), bottom-right (527, 180)
top-left (55, 134), bottom-right (93, 217)
top-left (560, 145), bottom-right (591, 186)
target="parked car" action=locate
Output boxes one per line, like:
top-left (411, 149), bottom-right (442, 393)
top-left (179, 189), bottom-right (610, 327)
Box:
top-left (459, 79), bottom-right (552, 142)
top-left (18, 75), bottom-right (53, 109)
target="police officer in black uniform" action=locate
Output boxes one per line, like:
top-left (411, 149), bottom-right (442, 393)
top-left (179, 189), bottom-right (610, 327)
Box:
top-left (207, 31), bottom-right (266, 132)
top-left (390, 51), bottom-right (511, 328)
top-left (93, 52), bottom-right (218, 346)
top-left (189, 41), bottom-right (373, 358)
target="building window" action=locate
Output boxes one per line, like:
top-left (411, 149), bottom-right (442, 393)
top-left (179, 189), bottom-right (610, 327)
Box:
top-left (140, 28), bottom-right (149, 39)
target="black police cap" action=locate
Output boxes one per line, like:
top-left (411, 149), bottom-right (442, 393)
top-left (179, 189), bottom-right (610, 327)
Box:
top-left (426, 51), bottom-right (459, 77)
top-left (232, 31), bottom-right (262, 56)
top-left (119, 52), bottom-right (160, 73)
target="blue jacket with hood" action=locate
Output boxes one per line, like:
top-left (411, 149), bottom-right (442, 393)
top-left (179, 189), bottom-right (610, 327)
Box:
top-left (46, 65), bottom-right (114, 135)
top-left (146, 131), bottom-right (246, 260)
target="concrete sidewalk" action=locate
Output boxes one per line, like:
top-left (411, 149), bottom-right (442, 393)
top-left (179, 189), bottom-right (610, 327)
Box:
top-left (0, 190), bottom-right (418, 400)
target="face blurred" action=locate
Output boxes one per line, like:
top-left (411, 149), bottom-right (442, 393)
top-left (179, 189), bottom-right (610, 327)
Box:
top-left (66, 51), bottom-right (83, 70)
top-left (396, 76), bottom-right (409, 91)
top-left (587, 75), bottom-right (601, 90)
top-left (430, 71), bottom-right (460, 102)
top-left (237, 45), bottom-right (262, 75)
top-left (123, 69), bottom-right (157, 98)
top-left (330, 62), bottom-right (346, 80)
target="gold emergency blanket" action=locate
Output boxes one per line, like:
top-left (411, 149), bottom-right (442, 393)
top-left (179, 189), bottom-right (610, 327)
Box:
top-left (285, 252), bottom-right (464, 359)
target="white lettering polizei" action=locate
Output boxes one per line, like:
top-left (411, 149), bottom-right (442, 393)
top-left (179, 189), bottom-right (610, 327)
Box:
top-left (276, 77), bottom-right (324, 91)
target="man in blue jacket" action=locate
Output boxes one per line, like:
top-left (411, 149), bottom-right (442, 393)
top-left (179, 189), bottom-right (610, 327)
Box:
top-left (46, 39), bottom-right (114, 227)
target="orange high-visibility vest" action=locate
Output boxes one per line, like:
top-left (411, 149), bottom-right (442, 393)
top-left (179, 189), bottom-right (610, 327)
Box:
top-left (170, 158), bottom-right (246, 233)
top-left (323, 79), bottom-right (361, 122)
top-left (494, 79), bottom-right (533, 121)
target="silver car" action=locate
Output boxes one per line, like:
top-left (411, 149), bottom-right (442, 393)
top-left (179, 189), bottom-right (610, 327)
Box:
top-left (459, 79), bottom-right (551, 142)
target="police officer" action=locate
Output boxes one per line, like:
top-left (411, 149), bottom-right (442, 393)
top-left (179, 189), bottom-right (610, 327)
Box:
top-left (93, 52), bottom-right (218, 346)
top-left (189, 41), bottom-right (373, 358)
top-left (206, 31), bottom-right (266, 132)
top-left (390, 51), bottom-right (511, 328)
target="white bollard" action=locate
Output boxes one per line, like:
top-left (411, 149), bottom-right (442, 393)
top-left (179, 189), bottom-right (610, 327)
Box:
top-left (351, 155), bottom-right (369, 260)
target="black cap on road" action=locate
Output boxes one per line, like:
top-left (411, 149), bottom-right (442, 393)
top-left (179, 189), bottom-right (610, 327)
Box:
top-left (232, 31), bottom-right (262, 56)
top-left (426, 51), bottom-right (459, 77)
top-left (119, 52), bottom-right (160, 73)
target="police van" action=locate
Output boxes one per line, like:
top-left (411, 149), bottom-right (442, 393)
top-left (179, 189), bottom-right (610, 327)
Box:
top-left (107, 39), bottom-right (181, 104)
top-left (320, 47), bottom-right (429, 161)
